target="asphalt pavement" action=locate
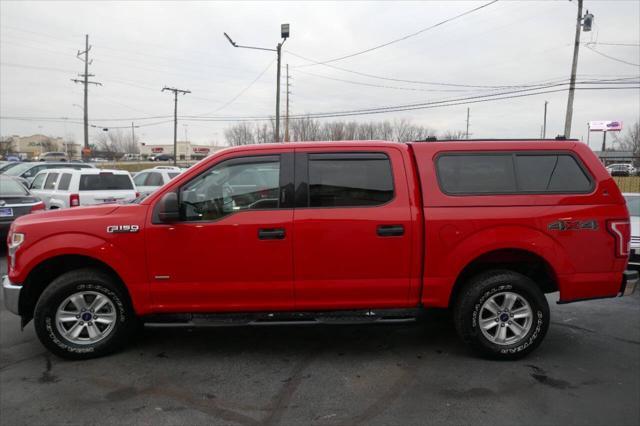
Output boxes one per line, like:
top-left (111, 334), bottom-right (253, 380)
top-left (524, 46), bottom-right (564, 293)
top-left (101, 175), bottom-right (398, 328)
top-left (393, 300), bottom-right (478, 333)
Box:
top-left (1, 255), bottom-right (639, 426)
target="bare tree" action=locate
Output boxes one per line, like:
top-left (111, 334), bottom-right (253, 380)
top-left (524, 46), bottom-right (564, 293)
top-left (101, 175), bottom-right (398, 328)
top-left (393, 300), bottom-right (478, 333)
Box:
top-left (620, 121), bottom-right (640, 158)
top-left (292, 116), bottom-right (322, 141)
top-left (440, 130), bottom-right (467, 140)
top-left (0, 136), bottom-right (15, 157)
top-left (93, 130), bottom-right (128, 158)
top-left (224, 123), bottom-right (255, 146)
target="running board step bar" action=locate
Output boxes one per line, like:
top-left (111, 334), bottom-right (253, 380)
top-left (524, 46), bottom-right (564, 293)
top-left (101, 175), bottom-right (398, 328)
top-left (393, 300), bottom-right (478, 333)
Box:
top-left (143, 308), bottom-right (421, 327)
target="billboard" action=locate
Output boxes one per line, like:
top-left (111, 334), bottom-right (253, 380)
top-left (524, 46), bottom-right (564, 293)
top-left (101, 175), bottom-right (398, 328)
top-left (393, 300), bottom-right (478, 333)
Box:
top-left (589, 121), bottom-right (623, 132)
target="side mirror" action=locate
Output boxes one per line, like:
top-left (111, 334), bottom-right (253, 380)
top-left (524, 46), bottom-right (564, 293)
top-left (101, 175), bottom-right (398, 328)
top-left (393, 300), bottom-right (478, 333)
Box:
top-left (158, 192), bottom-right (179, 222)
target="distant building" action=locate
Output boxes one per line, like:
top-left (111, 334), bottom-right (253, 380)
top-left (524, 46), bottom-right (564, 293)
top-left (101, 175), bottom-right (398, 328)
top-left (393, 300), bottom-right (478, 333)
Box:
top-left (140, 141), bottom-right (223, 161)
top-left (594, 151), bottom-right (636, 166)
top-left (0, 134), bottom-right (81, 160)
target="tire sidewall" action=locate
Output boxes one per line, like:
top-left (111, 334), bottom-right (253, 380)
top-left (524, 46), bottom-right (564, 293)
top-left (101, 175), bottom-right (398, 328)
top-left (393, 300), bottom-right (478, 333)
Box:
top-left (35, 274), bottom-right (131, 359)
top-left (459, 272), bottom-right (550, 359)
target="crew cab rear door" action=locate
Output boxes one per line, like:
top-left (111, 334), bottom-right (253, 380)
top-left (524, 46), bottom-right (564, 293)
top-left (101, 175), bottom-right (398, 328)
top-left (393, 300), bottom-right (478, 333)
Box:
top-left (292, 147), bottom-right (417, 309)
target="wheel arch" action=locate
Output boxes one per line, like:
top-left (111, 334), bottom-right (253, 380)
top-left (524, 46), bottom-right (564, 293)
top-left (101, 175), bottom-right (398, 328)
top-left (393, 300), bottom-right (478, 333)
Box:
top-left (448, 248), bottom-right (559, 308)
top-left (18, 254), bottom-right (133, 327)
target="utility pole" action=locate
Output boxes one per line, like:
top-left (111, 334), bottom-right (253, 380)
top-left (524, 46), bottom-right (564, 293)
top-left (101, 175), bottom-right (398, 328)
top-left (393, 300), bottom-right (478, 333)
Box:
top-left (71, 34), bottom-right (101, 161)
top-left (285, 64), bottom-right (292, 142)
top-left (224, 23), bottom-right (290, 143)
top-left (564, 1), bottom-right (594, 138)
top-left (543, 101), bottom-right (548, 138)
top-left (131, 122), bottom-right (136, 145)
top-left (465, 108), bottom-right (470, 139)
top-left (601, 131), bottom-right (607, 151)
top-left (162, 87), bottom-right (191, 166)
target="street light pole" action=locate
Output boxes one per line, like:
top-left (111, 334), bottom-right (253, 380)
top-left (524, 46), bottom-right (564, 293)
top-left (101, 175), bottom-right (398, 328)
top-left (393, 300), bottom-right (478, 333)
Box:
top-left (564, 1), bottom-right (594, 138)
top-left (224, 23), bottom-right (290, 143)
top-left (543, 101), bottom-right (548, 139)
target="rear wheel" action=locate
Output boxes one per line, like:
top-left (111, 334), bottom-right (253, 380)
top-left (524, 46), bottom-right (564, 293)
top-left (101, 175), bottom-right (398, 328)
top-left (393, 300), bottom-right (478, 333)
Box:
top-left (34, 269), bottom-right (136, 360)
top-left (453, 270), bottom-right (550, 360)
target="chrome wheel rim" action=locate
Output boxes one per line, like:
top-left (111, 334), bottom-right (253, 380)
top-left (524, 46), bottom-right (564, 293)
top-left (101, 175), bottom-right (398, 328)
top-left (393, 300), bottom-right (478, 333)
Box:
top-left (479, 291), bottom-right (533, 346)
top-left (55, 291), bottom-right (117, 345)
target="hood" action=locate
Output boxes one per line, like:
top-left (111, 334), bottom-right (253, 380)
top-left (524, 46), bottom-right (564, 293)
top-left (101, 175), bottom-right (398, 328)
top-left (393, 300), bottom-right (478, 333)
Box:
top-left (13, 204), bottom-right (120, 227)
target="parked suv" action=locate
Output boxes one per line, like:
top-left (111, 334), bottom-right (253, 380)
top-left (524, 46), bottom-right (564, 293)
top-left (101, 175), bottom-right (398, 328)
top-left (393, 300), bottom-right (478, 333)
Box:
top-left (606, 163), bottom-right (636, 177)
top-left (2, 140), bottom-right (637, 360)
top-left (29, 168), bottom-right (138, 209)
top-left (133, 166), bottom-right (182, 197)
top-left (4, 162), bottom-right (94, 185)
top-left (39, 152), bottom-right (69, 162)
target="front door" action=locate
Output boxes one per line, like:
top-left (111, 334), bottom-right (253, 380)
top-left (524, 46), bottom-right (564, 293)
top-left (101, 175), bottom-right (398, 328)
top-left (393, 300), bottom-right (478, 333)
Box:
top-left (292, 148), bottom-right (415, 310)
top-left (145, 151), bottom-right (295, 313)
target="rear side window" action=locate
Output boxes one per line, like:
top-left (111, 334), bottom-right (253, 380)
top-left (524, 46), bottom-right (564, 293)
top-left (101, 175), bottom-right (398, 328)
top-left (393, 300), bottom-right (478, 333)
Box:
top-left (308, 153), bottom-right (394, 207)
top-left (145, 172), bottom-right (164, 186)
top-left (79, 174), bottom-right (134, 191)
top-left (437, 155), bottom-right (515, 194)
top-left (437, 153), bottom-right (593, 195)
top-left (168, 172), bottom-right (180, 179)
top-left (44, 172), bottom-right (59, 190)
top-left (57, 173), bottom-right (72, 191)
top-left (516, 155), bottom-right (592, 192)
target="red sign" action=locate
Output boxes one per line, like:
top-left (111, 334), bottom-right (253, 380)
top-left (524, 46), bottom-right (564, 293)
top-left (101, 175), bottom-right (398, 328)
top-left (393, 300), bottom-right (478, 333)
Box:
top-left (151, 147), bottom-right (164, 153)
top-left (193, 147), bottom-right (210, 154)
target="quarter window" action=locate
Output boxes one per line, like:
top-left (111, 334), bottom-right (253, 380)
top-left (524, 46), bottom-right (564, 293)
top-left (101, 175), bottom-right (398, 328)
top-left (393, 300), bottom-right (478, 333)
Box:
top-left (307, 153), bottom-right (394, 207)
top-left (179, 156), bottom-right (281, 221)
top-left (133, 172), bottom-right (147, 186)
top-left (44, 172), bottom-right (59, 190)
top-left (57, 173), bottom-right (72, 191)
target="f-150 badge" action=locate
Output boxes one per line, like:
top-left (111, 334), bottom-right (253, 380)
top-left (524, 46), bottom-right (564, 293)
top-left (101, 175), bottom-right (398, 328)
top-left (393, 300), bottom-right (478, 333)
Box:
top-left (107, 225), bottom-right (140, 233)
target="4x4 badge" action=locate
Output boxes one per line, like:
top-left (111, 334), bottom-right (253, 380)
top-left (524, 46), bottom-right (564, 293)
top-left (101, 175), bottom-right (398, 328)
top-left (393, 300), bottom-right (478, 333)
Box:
top-left (107, 225), bottom-right (140, 233)
top-left (548, 219), bottom-right (598, 231)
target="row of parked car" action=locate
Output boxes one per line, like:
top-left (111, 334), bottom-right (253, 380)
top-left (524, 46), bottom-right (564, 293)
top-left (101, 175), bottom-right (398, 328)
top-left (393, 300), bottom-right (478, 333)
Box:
top-left (0, 163), bottom-right (183, 238)
top-left (606, 163), bottom-right (639, 176)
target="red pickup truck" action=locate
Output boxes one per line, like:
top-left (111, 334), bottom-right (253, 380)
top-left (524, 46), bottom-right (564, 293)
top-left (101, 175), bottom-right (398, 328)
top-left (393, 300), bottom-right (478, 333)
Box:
top-left (3, 140), bottom-right (637, 360)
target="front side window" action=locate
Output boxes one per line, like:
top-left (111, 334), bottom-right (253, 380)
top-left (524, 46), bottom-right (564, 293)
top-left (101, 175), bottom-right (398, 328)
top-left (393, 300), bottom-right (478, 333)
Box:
top-left (44, 172), bottom-right (59, 190)
top-left (133, 172), bottom-right (148, 186)
top-left (179, 156), bottom-right (280, 221)
top-left (308, 153), bottom-right (394, 207)
top-left (30, 172), bottom-right (47, 190)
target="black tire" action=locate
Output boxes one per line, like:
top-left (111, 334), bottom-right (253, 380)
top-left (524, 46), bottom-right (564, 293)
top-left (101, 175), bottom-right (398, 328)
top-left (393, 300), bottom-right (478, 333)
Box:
top-left (453, 269), bottom-right (550, 360)
top-left (34, 269), bottom-right (137, 360)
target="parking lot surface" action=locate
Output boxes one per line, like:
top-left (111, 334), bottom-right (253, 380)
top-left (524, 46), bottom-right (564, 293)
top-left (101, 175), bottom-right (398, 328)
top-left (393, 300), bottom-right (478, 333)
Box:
top-left (1, 255), bottom-right (639, 426)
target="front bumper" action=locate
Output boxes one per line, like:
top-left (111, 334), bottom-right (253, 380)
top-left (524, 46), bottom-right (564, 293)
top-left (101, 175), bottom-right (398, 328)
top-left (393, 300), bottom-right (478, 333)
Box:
top-left (620, 270), bottom-right (638, 297)
top-left (2, 275), bottom-right (21, 315)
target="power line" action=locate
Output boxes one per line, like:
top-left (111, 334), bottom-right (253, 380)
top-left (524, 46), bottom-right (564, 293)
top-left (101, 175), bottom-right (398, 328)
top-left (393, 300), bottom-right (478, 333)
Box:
top-left (585, 43), bottom-right (640, 67)
top-left (294, 0), bottom-right (499, 68)
top-left (193, 58), bottom-right (276, 117)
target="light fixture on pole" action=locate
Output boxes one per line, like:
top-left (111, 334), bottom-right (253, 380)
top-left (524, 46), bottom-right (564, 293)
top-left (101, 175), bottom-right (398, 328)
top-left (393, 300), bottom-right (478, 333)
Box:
top-left (224, 23), bottom-right (290, 142)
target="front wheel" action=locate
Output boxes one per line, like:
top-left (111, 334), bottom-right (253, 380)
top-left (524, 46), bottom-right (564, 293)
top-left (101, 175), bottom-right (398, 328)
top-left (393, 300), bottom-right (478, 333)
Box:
top-left (34, 269), bottom-right (137, 360)
top-left (453, 270), bottom-right (550, 360)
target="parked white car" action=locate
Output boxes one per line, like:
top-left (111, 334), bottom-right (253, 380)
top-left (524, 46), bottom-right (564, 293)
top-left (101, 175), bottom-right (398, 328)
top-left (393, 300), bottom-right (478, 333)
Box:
top-left (133, 166), bottom-right (182, 196)
top-left (30, 168), bottom-right (137, 209)
top-left (606, 163), bottom-right (637, 176)
top-left (624, 193), bottom-right (640, 266)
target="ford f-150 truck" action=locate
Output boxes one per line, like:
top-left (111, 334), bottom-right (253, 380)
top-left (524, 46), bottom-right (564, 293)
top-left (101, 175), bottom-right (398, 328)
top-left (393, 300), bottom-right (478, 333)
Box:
top-left (3, 140), bottom-right (638, 360)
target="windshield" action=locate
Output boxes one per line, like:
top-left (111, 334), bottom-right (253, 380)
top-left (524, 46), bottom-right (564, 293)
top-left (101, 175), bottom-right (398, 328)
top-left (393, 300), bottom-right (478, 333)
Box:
top-left (5, 162), bottom-right (35, 176)
top-left (0, 176), bottom-right (29, 196)
top-left (0, 162), bottom-right (21, 173)
top-left (625, 195), bottom-right (640, 217)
